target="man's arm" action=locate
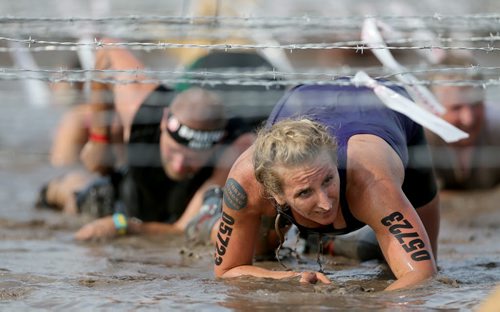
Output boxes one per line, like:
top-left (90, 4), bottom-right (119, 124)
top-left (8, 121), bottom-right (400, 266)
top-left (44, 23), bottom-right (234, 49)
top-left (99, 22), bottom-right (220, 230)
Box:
top-left (76, 133), bottom-right (257, 240)
top-left (172, 133), bottom-right (256, 232)
top-left (74, 215), bottom-right (179, 241)
top-left (95, 38), bottom-right (158, 142)
top-left (80, 103), bottom-right (121, 175)
top-left (80, 38), bottom-right (156, 172)
top-left (50, 104), bottom-right (93, 167)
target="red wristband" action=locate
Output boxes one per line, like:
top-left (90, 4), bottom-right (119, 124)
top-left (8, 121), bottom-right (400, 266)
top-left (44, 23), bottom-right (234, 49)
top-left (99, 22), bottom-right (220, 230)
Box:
top-left (89, 132), bottom-right (110, 144)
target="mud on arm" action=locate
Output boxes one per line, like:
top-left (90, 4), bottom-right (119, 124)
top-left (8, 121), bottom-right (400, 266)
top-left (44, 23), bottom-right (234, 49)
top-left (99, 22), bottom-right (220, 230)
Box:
top-left (347, 135), bottom-right (437, 290)
top-left (214, 175), bottom-right (330, 284)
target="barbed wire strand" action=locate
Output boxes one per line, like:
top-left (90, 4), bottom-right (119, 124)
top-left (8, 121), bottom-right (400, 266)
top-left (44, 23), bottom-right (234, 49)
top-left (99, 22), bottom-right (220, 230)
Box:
top-left (1, 65), bottom-right (499, 79)
top-left (1, 13), bottom-right (500, 158)
top-left (1, 37), bottom-right (500, 53)
top-left (0, 72), bottom-right (498, 88)
top-left (1, 14), bottom-right (500, 24)
top-left (0, 14), bottom-right (499, 39)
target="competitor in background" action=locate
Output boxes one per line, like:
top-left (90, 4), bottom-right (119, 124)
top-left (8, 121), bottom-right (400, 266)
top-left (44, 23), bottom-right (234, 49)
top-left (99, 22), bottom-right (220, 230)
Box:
top-left (427, 52), bottom-right (500, 190)
top-left (36, 38), bottom-right (283, 240)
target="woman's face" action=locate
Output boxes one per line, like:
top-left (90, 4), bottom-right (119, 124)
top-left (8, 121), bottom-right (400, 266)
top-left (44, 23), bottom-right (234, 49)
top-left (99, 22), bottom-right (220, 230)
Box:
top-left (274, 150), bottom-right (340, 227)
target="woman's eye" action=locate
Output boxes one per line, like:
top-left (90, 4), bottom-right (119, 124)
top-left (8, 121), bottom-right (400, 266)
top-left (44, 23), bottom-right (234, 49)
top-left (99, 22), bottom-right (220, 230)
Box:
top-left (298, 190), bottom-right (311, 198)
top-left (323, 175), bottom-right (333, 185)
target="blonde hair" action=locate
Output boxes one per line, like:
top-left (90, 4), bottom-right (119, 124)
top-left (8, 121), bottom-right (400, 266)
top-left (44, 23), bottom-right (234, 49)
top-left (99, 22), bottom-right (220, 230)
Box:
top-left (253, 119), bottom-right (337, 197)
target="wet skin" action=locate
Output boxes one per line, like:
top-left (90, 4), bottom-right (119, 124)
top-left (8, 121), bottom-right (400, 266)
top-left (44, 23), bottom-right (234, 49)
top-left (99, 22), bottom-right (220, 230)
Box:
top-left (159, 128), bottom-right (216, 181)
top-left (433, 85), bottom-right (485, 147)
top-left (273, 151), bottom-right (342, 228)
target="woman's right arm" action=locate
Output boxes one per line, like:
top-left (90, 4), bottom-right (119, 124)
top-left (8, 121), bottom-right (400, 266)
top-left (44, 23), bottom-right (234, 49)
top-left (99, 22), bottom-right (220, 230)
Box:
top-left (214, 196), bottom-right (330, 283)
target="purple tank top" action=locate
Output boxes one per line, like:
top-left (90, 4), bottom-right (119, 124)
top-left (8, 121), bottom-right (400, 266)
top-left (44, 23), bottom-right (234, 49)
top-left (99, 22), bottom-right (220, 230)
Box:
top-left (266, 81), bottom-right (420, 233)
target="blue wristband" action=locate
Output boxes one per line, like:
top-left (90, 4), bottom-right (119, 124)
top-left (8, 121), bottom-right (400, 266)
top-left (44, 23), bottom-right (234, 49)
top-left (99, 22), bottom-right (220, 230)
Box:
top-left (113, 213), bottom-right (128, 235)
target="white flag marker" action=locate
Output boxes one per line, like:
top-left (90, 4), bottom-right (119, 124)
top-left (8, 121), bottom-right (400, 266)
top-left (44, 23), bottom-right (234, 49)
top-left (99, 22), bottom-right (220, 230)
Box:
top-left (361, 18), bottom-right (446, 115)
top-left (352, 71), bottom-right (468, 143)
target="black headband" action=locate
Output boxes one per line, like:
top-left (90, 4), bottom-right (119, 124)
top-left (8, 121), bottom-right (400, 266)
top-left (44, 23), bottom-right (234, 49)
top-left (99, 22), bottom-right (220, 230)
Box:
top-left (165, 112), bottom-right (226, 150)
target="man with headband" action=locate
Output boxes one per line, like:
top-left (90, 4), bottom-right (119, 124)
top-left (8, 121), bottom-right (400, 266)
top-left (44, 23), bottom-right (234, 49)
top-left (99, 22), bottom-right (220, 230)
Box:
top-left (75, 86), bottom-right (255, 240)
top-left (73, 41), bottom-right (261, 240)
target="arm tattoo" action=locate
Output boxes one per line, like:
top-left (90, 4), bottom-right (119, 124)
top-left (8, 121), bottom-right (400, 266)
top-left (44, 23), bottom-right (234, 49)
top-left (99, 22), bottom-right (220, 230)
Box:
top-left (381, 211), bottom-right (431, 262)
top-left (223, 178), bottom-right (248, 211)
top-left (214, 212), bottom-right (235, 266)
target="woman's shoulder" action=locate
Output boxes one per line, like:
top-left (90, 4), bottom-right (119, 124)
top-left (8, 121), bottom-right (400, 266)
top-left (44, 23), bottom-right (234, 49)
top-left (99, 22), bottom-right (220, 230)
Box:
top-left (228, 145), bottom-right (255, 177)
top-left (225, 145), bottom-right (271, 213)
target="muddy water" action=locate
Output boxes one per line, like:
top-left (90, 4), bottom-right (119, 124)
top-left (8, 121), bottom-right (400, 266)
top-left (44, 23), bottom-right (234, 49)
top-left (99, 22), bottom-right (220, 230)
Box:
top-left (1, 92), bottom-right (499, 311)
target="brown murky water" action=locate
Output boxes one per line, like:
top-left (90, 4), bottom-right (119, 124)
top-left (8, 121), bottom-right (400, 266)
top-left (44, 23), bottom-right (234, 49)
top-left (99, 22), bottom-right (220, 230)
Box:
top-left (1, 89), bottom-right (499, 311)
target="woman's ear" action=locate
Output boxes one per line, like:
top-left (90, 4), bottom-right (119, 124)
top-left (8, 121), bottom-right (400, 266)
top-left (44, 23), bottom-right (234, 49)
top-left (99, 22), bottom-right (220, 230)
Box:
top-left (273, 193), bottom-right (286, 206)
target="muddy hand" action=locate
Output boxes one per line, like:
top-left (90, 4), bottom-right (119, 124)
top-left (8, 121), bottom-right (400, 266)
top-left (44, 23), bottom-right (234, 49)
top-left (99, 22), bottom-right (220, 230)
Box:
top-left (74, 216), bottom-right (116, 241)
top-left (299, 271), bottom-right (331, 284)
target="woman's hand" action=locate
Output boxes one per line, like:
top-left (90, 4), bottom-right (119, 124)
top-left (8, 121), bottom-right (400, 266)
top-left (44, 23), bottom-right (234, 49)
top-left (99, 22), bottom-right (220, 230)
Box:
top-left (299, 271), bottom-right (332, 284)
top-left (75, 216), bottom-right (116, 241)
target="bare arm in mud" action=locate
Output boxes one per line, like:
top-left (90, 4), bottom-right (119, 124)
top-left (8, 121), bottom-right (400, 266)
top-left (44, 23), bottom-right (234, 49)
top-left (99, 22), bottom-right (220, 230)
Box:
top-left (80, 37), bottom-right (157, 173)
top-left (75, 134), bottom-right (255, 240)
top-left (346, 135), bottom-right (438, 290)
top-left (213, 148), bottom-right (331, 284)
top-left (50, 104), bottom-right (93, 167)
top-left (80, 103), bottom-right (124, 175)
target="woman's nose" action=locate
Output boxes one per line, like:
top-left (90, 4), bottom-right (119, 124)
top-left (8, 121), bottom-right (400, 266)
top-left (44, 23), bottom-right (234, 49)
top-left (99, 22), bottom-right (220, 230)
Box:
top-left (317, 190), bottom-right (333, 211)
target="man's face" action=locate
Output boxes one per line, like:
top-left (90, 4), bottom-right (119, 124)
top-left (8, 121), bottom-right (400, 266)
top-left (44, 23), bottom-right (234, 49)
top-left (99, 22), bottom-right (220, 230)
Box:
top-left (159, 124), bottom-right (216, 181)
top-left (433, 85), bottom-right (485, 147)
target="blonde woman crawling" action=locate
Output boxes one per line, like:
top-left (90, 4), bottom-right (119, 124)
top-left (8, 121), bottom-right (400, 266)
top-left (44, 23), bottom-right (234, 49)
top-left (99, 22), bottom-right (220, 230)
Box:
top-left (208, 82), bottom-right (439, 291)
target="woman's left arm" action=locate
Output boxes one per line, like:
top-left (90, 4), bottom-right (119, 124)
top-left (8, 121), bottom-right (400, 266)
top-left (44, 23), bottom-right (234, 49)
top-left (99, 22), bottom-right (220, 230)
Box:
top-left (346, 135), bottom-right (437, 290)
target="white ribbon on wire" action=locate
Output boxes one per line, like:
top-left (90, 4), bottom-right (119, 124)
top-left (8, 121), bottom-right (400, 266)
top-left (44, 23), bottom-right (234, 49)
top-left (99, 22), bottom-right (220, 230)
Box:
top-left (361, 18), bottom-right (446, 115)
top-left (351, 71), bottom-right (468, 143)
top-left (371, 18), bottom-right (446, 65)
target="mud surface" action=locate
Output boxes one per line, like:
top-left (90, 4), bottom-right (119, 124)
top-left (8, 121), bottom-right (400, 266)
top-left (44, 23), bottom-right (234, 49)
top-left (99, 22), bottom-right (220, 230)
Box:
top-left (0, 92), bottom-right (499, 311)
